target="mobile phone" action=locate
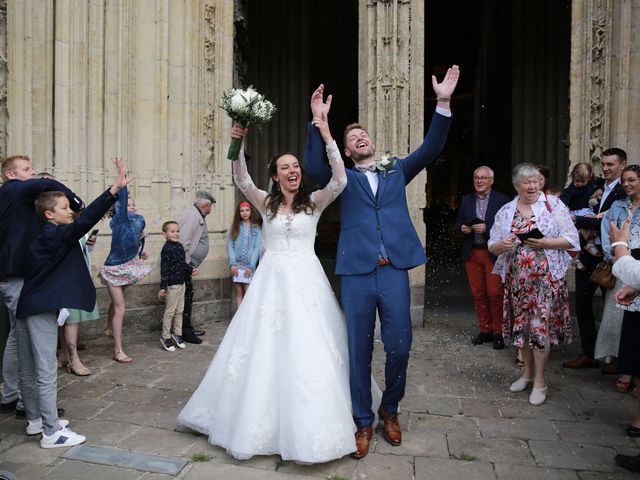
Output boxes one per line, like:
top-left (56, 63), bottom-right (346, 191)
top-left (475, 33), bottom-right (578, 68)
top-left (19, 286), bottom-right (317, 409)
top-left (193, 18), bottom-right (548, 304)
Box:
top-left (515, 228), bottom-right (543, 242)
top-left (90, 229), bottom-right (99, 237)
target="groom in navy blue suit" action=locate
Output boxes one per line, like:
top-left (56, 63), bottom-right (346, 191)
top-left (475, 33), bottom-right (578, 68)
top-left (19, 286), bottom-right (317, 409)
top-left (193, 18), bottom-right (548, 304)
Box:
top-left (305, 66), bottom-right (460, 458)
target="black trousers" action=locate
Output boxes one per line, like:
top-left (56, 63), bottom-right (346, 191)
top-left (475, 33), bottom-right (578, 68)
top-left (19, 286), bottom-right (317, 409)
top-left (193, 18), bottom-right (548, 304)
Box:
top-left (574, 251), bottom-right (604, 358)
top-left (182, 273), bottom-right (194, 332)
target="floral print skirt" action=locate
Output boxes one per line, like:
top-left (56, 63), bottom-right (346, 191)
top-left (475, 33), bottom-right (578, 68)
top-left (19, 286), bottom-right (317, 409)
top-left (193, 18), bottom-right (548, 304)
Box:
top-left (99, 257), bottom-right (151, 287)
top-left (503, 211), bottom-right (572, 350)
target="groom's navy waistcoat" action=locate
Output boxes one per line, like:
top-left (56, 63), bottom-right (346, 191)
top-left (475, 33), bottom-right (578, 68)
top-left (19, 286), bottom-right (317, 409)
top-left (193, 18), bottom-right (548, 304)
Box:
top-left (304, 111), bottom-right (451, 275)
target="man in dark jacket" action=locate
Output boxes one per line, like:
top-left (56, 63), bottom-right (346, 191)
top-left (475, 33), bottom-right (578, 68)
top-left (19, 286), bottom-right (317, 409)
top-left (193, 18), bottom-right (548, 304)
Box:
top-left (0, 156), bottom-right (83, 416)
top-left (563, 148), bottom-right (627, 369)
top-left (454, 166), bottom-right (510, 349)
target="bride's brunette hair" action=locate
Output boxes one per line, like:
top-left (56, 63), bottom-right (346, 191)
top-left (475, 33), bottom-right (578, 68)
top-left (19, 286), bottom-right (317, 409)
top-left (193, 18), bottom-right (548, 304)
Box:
top-left (264, 152), bottom-right (315, 220)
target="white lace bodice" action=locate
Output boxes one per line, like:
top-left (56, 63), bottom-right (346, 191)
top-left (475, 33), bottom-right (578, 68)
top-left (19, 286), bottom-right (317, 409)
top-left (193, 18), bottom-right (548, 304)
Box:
top-left (259, 207), bottom-right (320, 255)
top-left (233, 140), bottom-right (346, 256)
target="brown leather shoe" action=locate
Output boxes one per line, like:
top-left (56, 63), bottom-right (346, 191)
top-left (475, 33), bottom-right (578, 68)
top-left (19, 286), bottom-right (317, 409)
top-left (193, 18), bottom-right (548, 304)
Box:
top-left (562, 355), bottom-right (600, 369)
top-left (351, 426), bottom-right (373, 459)
top-left (378, 407), bottom-right (402, 446)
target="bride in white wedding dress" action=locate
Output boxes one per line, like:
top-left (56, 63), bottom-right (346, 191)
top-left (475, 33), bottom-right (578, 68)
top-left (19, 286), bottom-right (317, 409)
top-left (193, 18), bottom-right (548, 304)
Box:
top-left (178, 117), bottom-right (359, 463)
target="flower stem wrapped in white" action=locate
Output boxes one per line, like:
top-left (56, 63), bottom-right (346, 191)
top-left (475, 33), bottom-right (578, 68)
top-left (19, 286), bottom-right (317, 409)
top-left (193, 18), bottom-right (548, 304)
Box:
top-left (219, 86), bottom-right (277, 160)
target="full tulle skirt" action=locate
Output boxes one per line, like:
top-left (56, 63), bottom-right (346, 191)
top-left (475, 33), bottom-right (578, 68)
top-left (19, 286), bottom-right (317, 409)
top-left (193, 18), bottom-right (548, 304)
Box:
top-left (178, 250), bottom-right (358, 463)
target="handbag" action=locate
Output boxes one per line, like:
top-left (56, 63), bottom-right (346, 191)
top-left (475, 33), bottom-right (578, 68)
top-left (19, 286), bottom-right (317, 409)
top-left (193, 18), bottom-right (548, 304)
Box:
top-left (589, 261), bottom-right (615, 289)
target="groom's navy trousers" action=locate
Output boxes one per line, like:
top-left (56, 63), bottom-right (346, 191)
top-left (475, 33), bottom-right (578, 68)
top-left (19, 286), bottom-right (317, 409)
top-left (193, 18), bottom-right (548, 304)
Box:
top-left (342, 264), bottom-right (411, 427)
top-left (305, 109), bottom-right (452, 429)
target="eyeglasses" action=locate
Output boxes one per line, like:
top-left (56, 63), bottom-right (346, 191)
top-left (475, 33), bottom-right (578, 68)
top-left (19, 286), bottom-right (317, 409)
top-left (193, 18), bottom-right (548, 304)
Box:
top-left (473, 176), bottom-right (492, 181)
top-left (520, 179), bottom-right (540, 186)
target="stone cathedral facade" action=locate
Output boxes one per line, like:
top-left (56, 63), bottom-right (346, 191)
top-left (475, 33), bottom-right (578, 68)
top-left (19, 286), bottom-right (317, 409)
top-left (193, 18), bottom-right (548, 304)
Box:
top-left (0, 1), bottom-right (638, 329)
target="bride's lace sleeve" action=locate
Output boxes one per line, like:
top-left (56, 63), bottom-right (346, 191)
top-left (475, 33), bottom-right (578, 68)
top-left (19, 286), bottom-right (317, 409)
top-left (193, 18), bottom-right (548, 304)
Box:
top-left (311, 140), bottom-right (347, 213)
top-left (233, 146), bottom-right (268, 215)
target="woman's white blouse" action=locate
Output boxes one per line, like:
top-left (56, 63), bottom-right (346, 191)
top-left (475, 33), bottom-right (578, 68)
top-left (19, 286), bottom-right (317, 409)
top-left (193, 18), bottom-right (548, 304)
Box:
top-left (488, 193), bottom-right (580, 282)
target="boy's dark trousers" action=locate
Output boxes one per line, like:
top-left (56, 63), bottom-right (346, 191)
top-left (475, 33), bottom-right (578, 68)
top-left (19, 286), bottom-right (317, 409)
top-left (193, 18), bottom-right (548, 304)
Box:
top-left (181, 272), bottom-right (202, 344)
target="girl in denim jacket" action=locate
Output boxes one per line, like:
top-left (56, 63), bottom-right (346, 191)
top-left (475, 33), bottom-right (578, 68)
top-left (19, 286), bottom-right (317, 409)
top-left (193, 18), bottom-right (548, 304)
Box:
top-left (227, 201), bottom-right (261, 308)
top-left (99, 186), bottom-right (151, 362)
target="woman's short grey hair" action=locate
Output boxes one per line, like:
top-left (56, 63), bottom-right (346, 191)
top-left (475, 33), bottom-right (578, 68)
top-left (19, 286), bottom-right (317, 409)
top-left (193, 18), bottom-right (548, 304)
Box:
top-left (512, 163), bottom-right (543, 187)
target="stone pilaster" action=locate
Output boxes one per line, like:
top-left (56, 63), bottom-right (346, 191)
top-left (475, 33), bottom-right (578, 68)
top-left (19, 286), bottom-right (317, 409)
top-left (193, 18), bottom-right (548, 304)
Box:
top-left (6, 0), bottom-right (55, 164)
top-left (0, 0), bottom-right (7, 160)
top-left (359, 0), bottom-right (426, 321)
top-left (569, 0), bottom-right (640, 176)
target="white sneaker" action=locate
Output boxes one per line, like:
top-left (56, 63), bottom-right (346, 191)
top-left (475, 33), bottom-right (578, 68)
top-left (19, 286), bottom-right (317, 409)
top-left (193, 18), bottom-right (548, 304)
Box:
top-left (26, 418), bottom-right (69, 435)
top-left (171, 334), bottom-right (186, 349)
top-left (509, 377), bottom-right (533, 392)
top-left (529, 386), bottom-right (548, 406)
top-left (40, 426), bottom-right (86, 449)
top-left (161, 337), bottom-right (175, 352)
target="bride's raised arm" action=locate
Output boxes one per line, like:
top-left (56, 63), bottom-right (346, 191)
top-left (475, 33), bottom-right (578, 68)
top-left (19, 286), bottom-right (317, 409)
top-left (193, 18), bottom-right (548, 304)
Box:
top-left (231, 126), bottom-right (268, 215)
top-left (310, 116), bottom-right (346, 212)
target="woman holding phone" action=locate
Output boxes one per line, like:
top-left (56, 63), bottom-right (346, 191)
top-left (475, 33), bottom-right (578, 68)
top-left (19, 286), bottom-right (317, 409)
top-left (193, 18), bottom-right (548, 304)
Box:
top-left (488, 163), bottom-right (579, 405)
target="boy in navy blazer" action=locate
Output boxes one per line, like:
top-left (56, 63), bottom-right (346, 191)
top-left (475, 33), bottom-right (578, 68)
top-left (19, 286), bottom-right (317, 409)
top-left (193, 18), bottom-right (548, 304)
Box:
top-left (304, 66), bottom-right (459, 458)
top-left (15, 159), bottom-right (131, 448)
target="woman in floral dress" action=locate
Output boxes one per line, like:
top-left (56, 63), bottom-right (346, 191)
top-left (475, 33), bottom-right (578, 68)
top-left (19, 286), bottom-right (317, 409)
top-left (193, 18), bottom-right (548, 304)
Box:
top-left (489, 163), bottom-right (579, 406)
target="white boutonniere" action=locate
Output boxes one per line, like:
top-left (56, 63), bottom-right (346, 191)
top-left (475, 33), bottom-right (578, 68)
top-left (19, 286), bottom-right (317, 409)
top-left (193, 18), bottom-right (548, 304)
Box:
top-left (376, 155), bottom-right (397, 178)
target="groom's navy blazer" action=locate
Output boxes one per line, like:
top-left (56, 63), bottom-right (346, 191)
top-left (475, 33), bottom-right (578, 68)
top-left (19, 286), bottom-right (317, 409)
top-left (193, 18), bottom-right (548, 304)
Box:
top-left (304, 111), bottom-right (451, 275)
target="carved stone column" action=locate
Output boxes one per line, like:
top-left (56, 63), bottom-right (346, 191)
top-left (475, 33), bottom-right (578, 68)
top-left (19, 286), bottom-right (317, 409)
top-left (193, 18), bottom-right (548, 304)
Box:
top-left (359, 0), bottom-right (425, 322)
top-left (0, 0), bottom-right (7, 160)
top-left (569, 0), bottom-right (639, 175)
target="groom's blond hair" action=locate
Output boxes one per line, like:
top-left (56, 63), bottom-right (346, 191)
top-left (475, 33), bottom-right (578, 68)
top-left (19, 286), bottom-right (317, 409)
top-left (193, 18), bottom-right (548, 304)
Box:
top-left (343, 123), bottom-right (367, 147)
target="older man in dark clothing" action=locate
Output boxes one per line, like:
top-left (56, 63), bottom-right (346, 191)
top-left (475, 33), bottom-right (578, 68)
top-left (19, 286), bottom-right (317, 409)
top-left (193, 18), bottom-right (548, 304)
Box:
top-left (454, 166), bottom-right (510, 349)
top-left (176, 191), bottom-right (216, 344)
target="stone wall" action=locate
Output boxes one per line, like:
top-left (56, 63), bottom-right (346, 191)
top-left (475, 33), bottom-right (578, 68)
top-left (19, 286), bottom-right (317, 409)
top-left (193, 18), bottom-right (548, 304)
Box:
top-left (569, 0), bottom-right (640, 176)
top-left (1, 1), bottom-right (237, 330)
top-left (3, 1), bottom-right (637, 329)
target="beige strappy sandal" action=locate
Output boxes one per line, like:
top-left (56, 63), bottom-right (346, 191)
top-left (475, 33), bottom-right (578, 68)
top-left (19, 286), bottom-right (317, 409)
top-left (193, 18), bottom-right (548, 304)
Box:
top-left (67, 360), bottom-right (92, 376)
top-left (112, 351), bottom-right (132, 363)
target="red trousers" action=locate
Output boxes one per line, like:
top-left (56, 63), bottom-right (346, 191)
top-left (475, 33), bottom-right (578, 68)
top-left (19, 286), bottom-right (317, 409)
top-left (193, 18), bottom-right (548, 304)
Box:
top-left (465, 248), bottom-right (504, 334)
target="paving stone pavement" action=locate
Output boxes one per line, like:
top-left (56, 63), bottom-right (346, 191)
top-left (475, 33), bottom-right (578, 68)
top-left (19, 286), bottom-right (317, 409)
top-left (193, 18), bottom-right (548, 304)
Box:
top-left (1, 312), bottom-right (639, 479)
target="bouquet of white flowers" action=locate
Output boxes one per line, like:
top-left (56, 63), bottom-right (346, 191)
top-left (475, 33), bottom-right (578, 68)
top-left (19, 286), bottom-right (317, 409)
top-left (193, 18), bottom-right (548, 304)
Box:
top-left (219, 87), bottom-right (276, 160)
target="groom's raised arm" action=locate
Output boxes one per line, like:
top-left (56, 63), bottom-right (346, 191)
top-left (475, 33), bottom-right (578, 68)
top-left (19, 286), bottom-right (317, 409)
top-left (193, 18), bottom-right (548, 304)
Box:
top-left (304, 123), bottom-right (332, 188)
top-left (400, 64), bottom-right (460, 184)
top-left (399, 111), bottom-right (452, 184)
